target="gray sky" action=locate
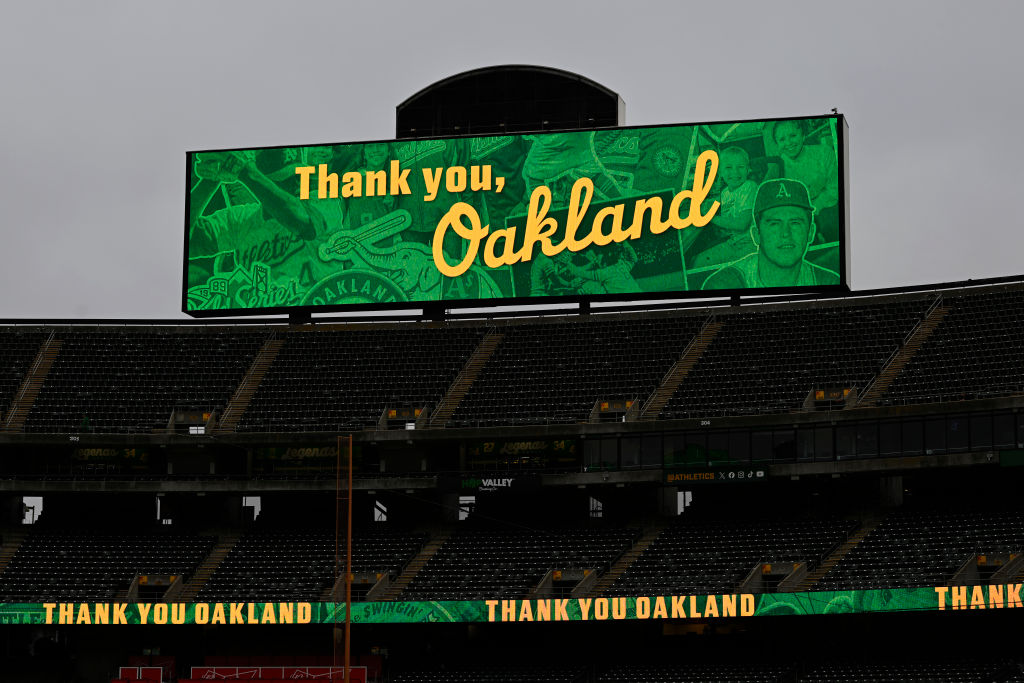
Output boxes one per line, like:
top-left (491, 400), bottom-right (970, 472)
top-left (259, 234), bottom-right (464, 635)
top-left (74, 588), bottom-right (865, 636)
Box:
top-left (2, 0), bottom-right (1022, 319)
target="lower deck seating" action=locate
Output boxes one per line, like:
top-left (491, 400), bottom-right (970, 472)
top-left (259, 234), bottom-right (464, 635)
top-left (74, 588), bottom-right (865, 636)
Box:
top-left (598, 662), bottom-right (1014, 682)
top-left (598, 664), bottom-right (792, 682)
top-left (608, 517), bottom-right (855, 596)
top-left (799, 662), bottom-right (1007, 682)
top-left (402, 527), bottom-right (639, 600)
top-left (817, 510), bottom-right (1024, 590)
top-left (198, 528), bottom-right (425, 602)
top-left (392, 666), bottom-right (584, 682)
top-left (0, 530), bottom-right (214, 601)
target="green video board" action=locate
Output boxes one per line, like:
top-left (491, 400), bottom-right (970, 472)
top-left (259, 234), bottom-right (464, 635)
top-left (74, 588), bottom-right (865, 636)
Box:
top-left (184, 115), bottom-right (847, 315)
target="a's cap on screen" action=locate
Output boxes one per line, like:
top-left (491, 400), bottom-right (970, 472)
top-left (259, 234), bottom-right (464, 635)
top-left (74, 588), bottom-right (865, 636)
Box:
top-left (754, 178), bottom-right (814, 218)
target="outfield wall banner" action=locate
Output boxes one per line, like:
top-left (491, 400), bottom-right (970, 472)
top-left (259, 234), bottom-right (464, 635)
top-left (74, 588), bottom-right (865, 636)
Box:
top-left (6, 584), bottom-right (1019, 625)
top-left (184, 115), bottom-right (847, 315)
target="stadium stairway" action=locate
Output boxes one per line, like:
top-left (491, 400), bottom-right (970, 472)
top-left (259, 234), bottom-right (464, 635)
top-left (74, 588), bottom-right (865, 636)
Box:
top-left (216, 335), bottom-right (283, 433)
top-left (174, 534), bottom-right (240, 602)
top-left (1008, 556), bottom-right (1024, 584)
top-left (428, 330), bottom-right (504, 428)
top-left (2, 333), bottom-right (62, 433)
top-left (638, 316), bottom-right (723, 420)
top-left (793, 513), bottom-right (886, 592)
top-left (319, 572), bottom-right (345, 602)
top-left (376, 531), bottom-right (451, 601)
top-left (588, 521), bottom-right (669, 597)
top-left (854, 296), bottom-right (949, 407)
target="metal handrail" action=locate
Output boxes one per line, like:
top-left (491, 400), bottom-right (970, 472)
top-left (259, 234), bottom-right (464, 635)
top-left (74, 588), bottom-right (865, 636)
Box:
top-left (3, 330), bottom-right (56, 429)
top-left (860, 293), bottom-right (944, 405)
top-left (640, 313), bottom-right (717, 417)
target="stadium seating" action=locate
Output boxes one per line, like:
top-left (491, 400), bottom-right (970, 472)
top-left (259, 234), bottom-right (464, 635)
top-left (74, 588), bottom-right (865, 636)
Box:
top-left (608, 517), bottom-right (856, 596)
top-left (798, 661), bottom-right (1008, 682)
top-left (597, 664), bottom-right (793, 682)
top-left (23, 328), bottom-right (265, 433)
top-left (597, 662), bottom-right (1016, 682)
top-left (882, 288), bottom-right (1024, 404)
top-left (401, 526), bottom-right (639, 600)
top-left (816, 509), bottom-right (1024, 590)
top-left (2, 282), bottom-right (1024, 434)
top-left (0, 329), bottom-right (46, 420)
top-left (451, 314), bottom-right (704, 427)
top-left (239, 326), bottom-right (483, 432)
top-left (391, 665), bottom-right (585, 682)
top-left (198, 528), bottom-right (426, 601)
top-left (0, 530), bottom-right (214, 601)
top-left (660, 298), bottom-right (931, 419)
top-left (6, 509), bottom-right (1021, 603)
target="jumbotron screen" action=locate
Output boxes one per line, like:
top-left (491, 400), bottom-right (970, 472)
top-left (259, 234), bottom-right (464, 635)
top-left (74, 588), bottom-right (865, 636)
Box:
top-left (183, 115), bottom-right (847, 315)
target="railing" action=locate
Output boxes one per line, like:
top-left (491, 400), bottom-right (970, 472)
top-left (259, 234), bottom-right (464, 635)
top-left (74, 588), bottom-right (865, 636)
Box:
top-left (624, 396), bottom-right (642, 422)
top-left (858, 294), bottom-right (944, 405)
top-left (949, 553), bottom-right (978, 586)
top-left (857, 353), bottom-right (892, 406)
top-left (3, 330), bottom-right (56, 430)
top-left (903, 293), bottom-right (944, 347)
top-left (220, 331), bottom-right (280, 426)
top-left (428, 326), bottom-right (499, 426)
top-left (639, 313), bottom-right (717, 417)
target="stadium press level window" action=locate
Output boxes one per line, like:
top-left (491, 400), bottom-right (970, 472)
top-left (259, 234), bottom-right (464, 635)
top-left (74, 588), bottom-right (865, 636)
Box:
top-left (22, 496), bottom-right (42, 525)
top-left (243, 496), bottom-right (262, 521)
top-left (677, 490), bottom-right (693, 514)
top-left (459, 495), bottom-right (476, 521)
top-left (156, 495), bottom-right (172, 525)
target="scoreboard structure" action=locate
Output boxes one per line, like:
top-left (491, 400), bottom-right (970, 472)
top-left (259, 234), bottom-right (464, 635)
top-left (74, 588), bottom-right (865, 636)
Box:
top-left (184, 73), bottom-right (848, 318)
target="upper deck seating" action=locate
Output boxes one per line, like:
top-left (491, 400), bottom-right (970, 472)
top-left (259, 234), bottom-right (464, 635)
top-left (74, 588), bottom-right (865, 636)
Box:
top-left (0, 330), bottom-right (47, 419)
top-left (451, 314), bottom-right (703, 427)
top-left (24, 329), bottom-right (264, 433)
top-left (660, 299), bottom-right (929, 419)
top-left (883, 288), bottom-right (1024, 405)
top-left (239, 326), bottom-right (483, 432)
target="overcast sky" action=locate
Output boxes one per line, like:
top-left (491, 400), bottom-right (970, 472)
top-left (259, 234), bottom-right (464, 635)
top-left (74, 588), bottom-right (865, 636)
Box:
top-left (1, 0), bottom-right (1022, 319)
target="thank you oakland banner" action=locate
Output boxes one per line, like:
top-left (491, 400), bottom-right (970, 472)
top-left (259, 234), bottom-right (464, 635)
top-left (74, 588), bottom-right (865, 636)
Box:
top-left (4, 584), bottom-right (1020, 625)
top-left (185, 115), bottom-right (847, 315)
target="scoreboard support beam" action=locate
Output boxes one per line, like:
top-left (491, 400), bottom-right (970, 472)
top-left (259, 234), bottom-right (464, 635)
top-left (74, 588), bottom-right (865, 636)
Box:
top-left (422, 303), bottom-right (446, 321)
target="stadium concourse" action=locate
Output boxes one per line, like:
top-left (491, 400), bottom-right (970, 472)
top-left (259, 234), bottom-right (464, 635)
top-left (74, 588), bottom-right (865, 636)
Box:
top-left (1, 276), bottom-right (1024, 681)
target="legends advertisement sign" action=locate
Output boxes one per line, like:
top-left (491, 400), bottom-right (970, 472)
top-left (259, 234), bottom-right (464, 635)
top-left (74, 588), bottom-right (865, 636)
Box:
top-left (185, 115), bottom-right (847, 315)
top-left (5, 584), bottom-right (1018, 625)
